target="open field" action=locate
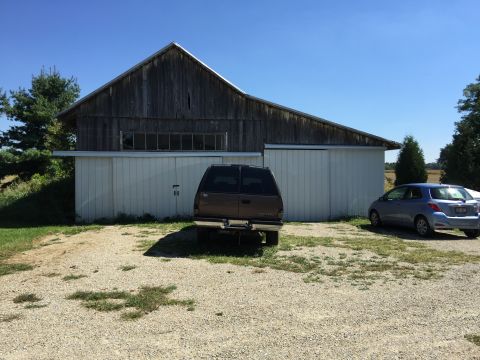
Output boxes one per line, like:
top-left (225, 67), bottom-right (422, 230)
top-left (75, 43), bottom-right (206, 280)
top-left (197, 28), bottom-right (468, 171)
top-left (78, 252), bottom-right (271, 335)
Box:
top-left (0, 221), bottom-right (479, 359)
top-left (385, 169), bottom-right (442, 191)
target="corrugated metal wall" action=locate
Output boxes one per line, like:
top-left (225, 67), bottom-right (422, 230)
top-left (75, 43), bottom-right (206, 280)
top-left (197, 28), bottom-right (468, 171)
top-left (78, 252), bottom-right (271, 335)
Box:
top-left (75, 158), bottom-right (113, 221)
top-left (74, 149), bottom-right (384, 222)
top-left (264, 148), bottom-right (384, 220)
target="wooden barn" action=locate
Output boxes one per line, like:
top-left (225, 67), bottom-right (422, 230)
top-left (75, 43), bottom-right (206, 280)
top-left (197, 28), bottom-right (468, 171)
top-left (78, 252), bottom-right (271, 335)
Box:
top-left (54, 42), bottom-right (400, 222)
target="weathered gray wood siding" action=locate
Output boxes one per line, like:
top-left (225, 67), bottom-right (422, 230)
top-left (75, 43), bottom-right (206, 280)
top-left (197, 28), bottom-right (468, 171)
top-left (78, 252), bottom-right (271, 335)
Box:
top-left (67, 47), bottom-right (391, 152)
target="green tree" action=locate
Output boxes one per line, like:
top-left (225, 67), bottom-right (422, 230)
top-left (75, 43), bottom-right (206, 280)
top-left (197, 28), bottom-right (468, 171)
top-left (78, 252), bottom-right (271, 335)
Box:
top-left (440, 75), bottom-right (480, 189)
top-left (395, 135), bottom-right (428, 185)
top-left (0, 68), bottom-right (79, 151)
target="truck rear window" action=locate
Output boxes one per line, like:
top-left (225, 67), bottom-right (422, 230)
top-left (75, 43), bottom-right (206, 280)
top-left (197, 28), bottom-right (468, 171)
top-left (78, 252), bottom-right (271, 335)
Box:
top-left (241, 167), bottom-right (279, 196)
top-left (202, 167), bottom-right (239, 193)
top-left (430, 187), bottom-right (473, 201)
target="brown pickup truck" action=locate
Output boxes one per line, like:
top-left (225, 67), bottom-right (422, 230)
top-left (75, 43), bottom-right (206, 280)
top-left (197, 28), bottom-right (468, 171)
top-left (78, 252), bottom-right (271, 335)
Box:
top-left (193, 164), bottom-right (284, 245)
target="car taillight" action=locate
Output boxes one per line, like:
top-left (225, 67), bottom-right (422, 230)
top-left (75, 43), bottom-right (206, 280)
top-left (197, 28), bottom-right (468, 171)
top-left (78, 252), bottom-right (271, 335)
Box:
top-left (428, 203), bottom-right (442, 212)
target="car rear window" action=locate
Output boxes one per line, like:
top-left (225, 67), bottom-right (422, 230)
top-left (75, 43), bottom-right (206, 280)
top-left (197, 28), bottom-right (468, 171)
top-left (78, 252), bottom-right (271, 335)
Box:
top-left (240, 167), bottom-right (279, 196)
top-left (430, 187), bottom-right (473, 201)
top-left (202, 167), bottom-right (239, 193)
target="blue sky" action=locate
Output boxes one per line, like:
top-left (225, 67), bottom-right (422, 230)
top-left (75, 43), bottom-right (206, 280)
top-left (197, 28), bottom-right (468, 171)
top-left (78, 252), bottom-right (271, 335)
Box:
top-left (1, 0), bottom-right (479, 162)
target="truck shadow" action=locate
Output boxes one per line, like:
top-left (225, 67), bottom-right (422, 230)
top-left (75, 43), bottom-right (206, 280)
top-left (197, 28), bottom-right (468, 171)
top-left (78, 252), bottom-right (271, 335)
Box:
top-left (357, 224), bottom-right (472, 241)
top-left (144, 228), bottom-right (266, 258)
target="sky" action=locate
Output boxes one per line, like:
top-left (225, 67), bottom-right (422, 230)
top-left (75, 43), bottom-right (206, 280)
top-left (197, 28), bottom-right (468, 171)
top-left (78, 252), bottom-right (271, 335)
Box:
top-left (1, 0), bottom-right (479, 162)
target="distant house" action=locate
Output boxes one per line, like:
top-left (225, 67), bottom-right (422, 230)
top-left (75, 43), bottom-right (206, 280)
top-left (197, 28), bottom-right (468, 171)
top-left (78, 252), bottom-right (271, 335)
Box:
top-left (55, 42), bottom-right (399, 222)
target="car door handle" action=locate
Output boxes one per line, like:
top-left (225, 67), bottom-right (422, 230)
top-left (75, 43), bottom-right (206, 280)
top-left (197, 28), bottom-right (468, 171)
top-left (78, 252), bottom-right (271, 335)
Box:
top-left (241, 199), bottom-right (251, 204)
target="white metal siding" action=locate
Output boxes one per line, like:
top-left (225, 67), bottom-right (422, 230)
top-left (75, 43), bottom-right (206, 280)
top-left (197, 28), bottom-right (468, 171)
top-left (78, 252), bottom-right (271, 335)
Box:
top-left (74, 149), bottom-right (384, 222)
top-left (222, 156), bottom-right (264, 167)
top-left (75, 158), bottom-right (113, 222)
top-left (329, 149), bottom-right (384, 218)
top-left (264, 150), bottom-right (330, 221)
top-left (265, 148), bottom-right (384, 220)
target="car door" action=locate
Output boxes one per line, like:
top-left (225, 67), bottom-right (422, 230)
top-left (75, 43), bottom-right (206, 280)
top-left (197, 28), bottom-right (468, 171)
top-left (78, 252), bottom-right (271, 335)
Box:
top-left (197, 166), bottom-right (239, 219)
top-left (380, 186), bottom-right (408, 224)
top-left (398, 186), bottom-right (424, 226)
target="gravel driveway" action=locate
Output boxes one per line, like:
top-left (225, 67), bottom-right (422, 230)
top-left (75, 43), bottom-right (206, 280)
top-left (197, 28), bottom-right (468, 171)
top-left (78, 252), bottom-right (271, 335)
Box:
top-left (0, 223), bottom-right (479, 359)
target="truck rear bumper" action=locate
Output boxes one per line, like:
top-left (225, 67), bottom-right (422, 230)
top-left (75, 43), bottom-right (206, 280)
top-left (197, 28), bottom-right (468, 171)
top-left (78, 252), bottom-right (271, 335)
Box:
top-left (194, 217), bottom-right (283, 232)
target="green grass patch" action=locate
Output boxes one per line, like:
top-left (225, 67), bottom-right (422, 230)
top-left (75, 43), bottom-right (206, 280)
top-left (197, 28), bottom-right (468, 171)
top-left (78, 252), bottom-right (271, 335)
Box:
top-left (24, 304), bottom-right (47, 309)
top-left (143, 225), bottom-right (480, 287)
top-left (13, 293), bottom-right (41, 303)
top-left (465, 334), bottom-right (480, 346)
top-left (119, 265), bottom-right (137, 271)
top-left (67, 286), bottom-right (194, 320)
top-left (62, 274), bottom-right (87, 281)
top-left (42, 272), bottom-right (61, 277)
top-left (0, 263), bottom-right (33, 276)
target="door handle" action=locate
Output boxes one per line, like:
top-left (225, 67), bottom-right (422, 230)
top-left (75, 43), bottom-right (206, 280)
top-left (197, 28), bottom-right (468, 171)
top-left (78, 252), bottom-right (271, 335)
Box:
top-left (241, 199), bottom-right (251, 204)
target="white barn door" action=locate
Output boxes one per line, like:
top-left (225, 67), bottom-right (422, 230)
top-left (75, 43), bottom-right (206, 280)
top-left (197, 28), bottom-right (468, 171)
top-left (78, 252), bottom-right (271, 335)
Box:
top-left (113, 158), bottom-right (176, 219)
top-left (264, 149), bottom-right (331, 221)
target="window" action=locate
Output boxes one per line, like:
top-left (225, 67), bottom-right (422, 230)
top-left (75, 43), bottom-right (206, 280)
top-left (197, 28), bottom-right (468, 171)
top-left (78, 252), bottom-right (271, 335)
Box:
top-left (170, 134), bottom-right (181, 150)
top-left (193, 135), bottom-right (204, 150)
top-left (122, 132), bottom-right (133, 150)
top-left (204, 135), bottom-right (215, 150)
top-left (386, 187), bottom-right (407, 200)
top-left (158, 134), bottom-right (169, 150)
top-left (202, 166), bottom-right (239, 193)
top-left (134, 133), bottom-right (145, 150)
top-left (181, 134), bottom-right (193, 150)
top-left (430, 187), bottom-right (473, 201)
top-left (146, 133), bottom-right (157, 150)
top-left (241, 167), bottom-right (278, 195)
top-left (121, 131), bottom-right (227, 151)
top-left (405, 187), bottom-right (423, 200)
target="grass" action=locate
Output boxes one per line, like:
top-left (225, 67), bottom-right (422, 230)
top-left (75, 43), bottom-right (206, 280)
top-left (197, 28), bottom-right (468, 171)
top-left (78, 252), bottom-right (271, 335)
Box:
top-left (465, 334), bottom-right (480, 346)
top-left (13, 293), bottom-right (41, 303)
top-left (24, 304), bottom-right (47, 309)
top-left (0, 314), bottom-right (21, 322)
top-left (62, 274), bottom-right (87, 281)
top-left (142, 224), bottom-right (480, 287)
top-left (0, 263), bottom-right (33, 276)
top-left (119, 265), bottom-right (137, 271)
top-left (67, 286), bottom-right (194, 320)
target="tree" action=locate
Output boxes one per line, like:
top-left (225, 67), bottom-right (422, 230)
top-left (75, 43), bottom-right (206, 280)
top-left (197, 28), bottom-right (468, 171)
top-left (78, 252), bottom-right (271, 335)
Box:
top-left (0, 68), bottom-right (80, 151)
top-left (439, 76), bottom-right (480, 189)
top-left (395, 135), bottom-right (428, 185)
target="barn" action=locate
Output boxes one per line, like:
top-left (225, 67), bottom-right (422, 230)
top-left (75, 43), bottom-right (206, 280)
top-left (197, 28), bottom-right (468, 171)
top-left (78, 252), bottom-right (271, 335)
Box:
top-left (54, 42), bottom-right (400, 222)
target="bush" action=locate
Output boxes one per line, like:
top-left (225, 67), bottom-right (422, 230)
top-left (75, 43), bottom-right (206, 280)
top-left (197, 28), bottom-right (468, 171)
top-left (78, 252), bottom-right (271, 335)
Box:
top-left (0, 174), bottom-right (75, 226)
top-left (0, 149), bottom-right (52, 180)
top-left (395, 136), bottom-right (428, 186)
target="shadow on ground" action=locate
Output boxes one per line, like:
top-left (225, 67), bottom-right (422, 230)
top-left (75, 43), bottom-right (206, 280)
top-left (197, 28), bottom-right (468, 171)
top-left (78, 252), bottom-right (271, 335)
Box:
top-left (144, 228), bottom-right (267, 258)
top-left (357, 223), bottom-right (473, 241)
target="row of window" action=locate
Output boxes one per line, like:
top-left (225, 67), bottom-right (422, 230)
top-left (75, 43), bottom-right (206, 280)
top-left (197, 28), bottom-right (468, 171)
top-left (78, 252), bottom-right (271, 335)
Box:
top-left (121, 132), bottom-right (227, 151)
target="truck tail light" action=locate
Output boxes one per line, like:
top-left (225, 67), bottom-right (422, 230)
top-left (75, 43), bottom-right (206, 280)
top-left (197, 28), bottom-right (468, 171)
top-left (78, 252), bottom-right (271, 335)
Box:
top-left (428, 203), bottom-right (442, 212)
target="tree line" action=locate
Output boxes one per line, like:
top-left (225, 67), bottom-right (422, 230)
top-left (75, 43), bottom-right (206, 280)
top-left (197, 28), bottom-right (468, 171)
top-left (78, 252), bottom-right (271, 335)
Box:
top-left (0, 69), bottom-right (479, 190)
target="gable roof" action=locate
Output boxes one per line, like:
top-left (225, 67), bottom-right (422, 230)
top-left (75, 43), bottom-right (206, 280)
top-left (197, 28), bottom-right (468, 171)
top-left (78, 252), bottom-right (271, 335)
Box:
top-left (58, 42), bottom-right (400, 150)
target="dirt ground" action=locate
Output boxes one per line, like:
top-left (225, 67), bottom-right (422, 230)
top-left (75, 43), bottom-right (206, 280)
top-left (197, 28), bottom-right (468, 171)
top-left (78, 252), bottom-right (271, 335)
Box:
top-left (0, 223), bottom-right (479, 359)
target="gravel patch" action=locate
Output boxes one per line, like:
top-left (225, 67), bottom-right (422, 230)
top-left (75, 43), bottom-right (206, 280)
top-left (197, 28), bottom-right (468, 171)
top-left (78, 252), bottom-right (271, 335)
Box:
top-left (0, 225), bottom-right (479, 359)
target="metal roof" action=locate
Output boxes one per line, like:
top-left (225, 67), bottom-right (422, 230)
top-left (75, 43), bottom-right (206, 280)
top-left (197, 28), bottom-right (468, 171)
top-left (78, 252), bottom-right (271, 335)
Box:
top-left (57, 42), bottom-right (401, 149)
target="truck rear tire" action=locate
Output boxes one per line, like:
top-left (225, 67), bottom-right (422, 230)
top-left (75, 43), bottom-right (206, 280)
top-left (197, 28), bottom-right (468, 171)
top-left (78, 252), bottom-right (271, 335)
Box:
top-left (265, 231), bottom-right (279, 246)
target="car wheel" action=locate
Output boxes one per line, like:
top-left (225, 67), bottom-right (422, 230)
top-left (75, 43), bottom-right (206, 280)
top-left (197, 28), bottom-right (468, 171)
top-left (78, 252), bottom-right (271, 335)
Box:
top-left (265, 231), bottom-right (279, 246)
top-left (369, 210), bottom-right (382, 227)
top-left (463, 229), bottom-right (480, 238)
top-left (415, 216), bottom-right (433, 237)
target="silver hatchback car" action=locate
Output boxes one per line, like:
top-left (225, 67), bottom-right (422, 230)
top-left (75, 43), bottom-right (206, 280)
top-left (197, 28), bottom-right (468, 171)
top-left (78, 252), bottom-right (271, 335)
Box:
top-left (368, 183), bottom-right (480, 238)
